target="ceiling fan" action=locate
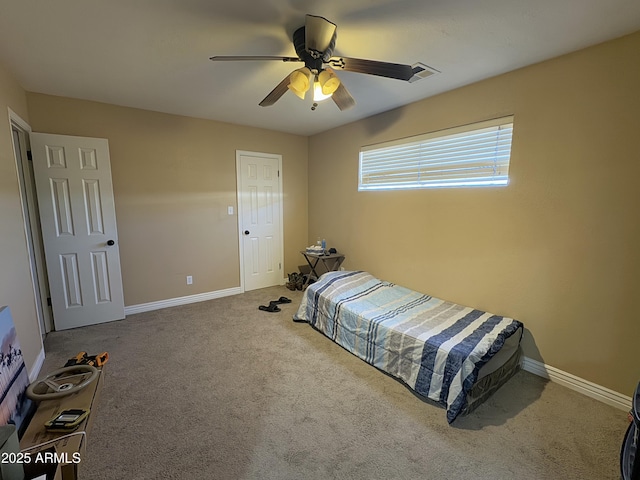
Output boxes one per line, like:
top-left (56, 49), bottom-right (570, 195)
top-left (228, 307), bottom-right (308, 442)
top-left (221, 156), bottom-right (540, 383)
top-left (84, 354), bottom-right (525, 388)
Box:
top-left (210, 14), bottom-right (424, 111)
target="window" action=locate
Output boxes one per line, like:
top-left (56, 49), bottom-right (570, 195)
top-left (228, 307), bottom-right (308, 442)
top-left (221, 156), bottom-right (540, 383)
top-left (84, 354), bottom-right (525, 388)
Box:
top-left (358, 116), bottom-right (514, 191)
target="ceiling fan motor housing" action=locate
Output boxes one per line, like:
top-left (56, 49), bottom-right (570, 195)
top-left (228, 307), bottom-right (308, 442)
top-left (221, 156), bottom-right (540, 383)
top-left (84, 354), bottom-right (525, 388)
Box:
top-left (293, 26), bottom-right (335, 72)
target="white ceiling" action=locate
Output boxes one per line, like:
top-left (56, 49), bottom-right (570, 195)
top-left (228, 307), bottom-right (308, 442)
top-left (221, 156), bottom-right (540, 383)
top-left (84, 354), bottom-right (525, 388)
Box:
top-left (1, 0), bottom-right (639, 136)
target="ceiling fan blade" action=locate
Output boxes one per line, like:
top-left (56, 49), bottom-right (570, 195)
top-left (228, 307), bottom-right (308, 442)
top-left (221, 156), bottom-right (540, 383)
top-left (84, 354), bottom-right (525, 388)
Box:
top-left (305, 15), bottom-right (337, 56)
top-left (329, 57), bottom-right (414, 81)
top-left (331, 82), bottom-right (356, 111)
top-left (258, 74), bottom-right (292, 107)
top-left (210, 56), bottom-right (301, 63)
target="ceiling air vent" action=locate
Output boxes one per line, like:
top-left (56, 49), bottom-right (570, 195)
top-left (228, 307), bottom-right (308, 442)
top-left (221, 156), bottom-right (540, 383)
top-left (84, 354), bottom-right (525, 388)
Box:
top-left (409, 63), bottom-right (440, 83)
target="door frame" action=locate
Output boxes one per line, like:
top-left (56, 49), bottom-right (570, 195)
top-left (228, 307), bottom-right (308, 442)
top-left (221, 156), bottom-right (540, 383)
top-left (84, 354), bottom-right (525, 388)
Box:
top-left (235, 150), bottom-right (284, 292)
top-left (8, 108), bottom-right (51, 336)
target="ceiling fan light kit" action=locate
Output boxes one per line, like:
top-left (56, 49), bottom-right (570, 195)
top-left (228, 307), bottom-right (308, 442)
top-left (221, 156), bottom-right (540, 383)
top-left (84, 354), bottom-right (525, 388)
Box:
top-left (318, 68), bottom-right (340, 95)
top-left (210, 14), bottom-right (435, 111)
top-left (313, 77), bottom-right (332, 102)
top-left (287, 67), bottom-right (312, 99)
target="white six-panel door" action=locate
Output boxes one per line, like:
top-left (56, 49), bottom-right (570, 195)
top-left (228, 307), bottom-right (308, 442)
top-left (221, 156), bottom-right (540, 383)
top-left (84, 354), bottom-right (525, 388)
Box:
top-left (30, 133), bottom-right (125, 330)
top-left (237, 151), bottom-right (283, 291)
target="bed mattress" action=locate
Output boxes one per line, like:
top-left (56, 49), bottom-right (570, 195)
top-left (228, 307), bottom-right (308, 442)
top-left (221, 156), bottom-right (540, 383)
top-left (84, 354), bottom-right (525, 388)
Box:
top-left (294, 270), bottom-right (524, 423)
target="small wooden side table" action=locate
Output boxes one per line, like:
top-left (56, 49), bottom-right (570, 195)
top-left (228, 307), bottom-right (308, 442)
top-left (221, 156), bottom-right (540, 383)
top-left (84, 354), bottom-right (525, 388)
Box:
top-left (300, 251), bottom-right (345, 286)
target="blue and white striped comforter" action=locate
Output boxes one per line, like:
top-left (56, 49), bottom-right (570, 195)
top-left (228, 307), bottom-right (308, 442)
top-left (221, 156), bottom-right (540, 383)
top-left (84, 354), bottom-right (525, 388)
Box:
top-left (293, 271), bottom-right (523, 423)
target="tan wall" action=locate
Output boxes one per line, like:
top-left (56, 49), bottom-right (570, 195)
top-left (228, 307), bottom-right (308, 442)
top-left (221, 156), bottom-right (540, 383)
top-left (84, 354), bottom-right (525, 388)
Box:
top-left (26, 94), bottom-right (308, 306)
top-left (0, 63), bottom-right (44, 373)
top-left (308, 31), bottom-right (640, 396)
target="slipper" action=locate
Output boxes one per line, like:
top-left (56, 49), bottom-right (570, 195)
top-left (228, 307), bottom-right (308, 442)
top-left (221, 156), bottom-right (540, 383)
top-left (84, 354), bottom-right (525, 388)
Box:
top-left (270, 296), bottom-right (292, 305)
top-left (259, 304), bottom-right (281, 312)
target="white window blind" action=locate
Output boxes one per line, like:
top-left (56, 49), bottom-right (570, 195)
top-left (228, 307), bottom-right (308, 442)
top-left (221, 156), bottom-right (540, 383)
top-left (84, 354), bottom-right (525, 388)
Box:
top-left (359, 116), bottom-right (514, 190)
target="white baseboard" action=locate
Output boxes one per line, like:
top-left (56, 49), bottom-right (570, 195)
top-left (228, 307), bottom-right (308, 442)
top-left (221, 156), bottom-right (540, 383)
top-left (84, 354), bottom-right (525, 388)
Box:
top-left (521, 356), bottom-right (632, 412)
top-left (124, 286), bottom-right (243, 316)
top-left (28, 346), bottom-right (46, 382)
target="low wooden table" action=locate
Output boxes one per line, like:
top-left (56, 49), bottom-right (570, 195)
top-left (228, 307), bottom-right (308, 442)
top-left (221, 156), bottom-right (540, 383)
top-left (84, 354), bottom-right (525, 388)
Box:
top-left (20, 367), bottom-right (104, 480)
top-left (300, 251), bottom-right (345, 287)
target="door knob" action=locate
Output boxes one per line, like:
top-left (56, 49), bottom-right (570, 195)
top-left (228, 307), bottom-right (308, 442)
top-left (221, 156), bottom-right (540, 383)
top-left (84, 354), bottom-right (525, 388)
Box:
top-left (106, 240), bottom-right (115, 246)
top-left (244, 230), bottom-right (250, 235)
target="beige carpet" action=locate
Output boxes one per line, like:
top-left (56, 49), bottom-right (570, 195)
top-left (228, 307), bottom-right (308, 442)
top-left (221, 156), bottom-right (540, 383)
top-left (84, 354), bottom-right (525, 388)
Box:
top-left (39, 285), bottom-right (628, 479)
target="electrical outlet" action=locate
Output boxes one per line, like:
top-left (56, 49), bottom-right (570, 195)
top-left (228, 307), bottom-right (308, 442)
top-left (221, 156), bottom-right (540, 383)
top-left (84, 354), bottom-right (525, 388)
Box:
top-left (186, 275), bottom-right (193, 285)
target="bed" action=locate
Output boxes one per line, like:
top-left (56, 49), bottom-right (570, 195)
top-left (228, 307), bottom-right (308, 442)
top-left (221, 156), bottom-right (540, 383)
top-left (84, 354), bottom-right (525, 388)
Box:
top-left (293, 270), bottom-right (524, 423)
